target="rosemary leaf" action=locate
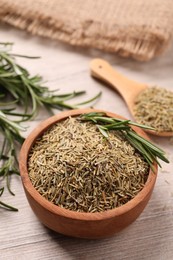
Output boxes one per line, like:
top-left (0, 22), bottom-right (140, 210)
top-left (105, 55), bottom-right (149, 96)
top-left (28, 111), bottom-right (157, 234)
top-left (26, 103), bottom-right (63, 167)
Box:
top-left (97, 125), bottom-right (109, 138)
top-left (0, 188), bottom-right (18, 211)
top-left (0, 201), bottom-right (18, 211)
top-left (75, 91), bottom-right (102, 106)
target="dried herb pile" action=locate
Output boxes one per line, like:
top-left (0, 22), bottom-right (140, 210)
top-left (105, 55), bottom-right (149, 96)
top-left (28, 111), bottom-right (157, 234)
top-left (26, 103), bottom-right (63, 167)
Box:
top-left (134, 86), bottom-right (173, 132)
top-left (28, 116), bottom-right (150, 213)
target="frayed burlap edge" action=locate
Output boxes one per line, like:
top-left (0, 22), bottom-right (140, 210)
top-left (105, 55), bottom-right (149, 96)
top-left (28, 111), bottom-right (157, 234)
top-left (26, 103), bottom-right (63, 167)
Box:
top-left (0, 6), bottom-right (172, 61)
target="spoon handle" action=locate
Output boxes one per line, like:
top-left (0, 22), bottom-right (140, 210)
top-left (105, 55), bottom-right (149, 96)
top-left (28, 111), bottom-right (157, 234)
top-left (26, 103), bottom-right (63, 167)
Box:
top-left (90, 59), bottom-right (147, 110)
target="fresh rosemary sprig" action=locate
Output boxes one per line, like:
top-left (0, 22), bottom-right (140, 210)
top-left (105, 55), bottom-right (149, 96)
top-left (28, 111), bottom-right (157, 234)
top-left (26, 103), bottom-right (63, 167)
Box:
top-left (80, 112), bottom-right (169, 169)
top-left (0, 42), bottom-right (101, 119)
top-left (0, 42), bottom-right (101, 211)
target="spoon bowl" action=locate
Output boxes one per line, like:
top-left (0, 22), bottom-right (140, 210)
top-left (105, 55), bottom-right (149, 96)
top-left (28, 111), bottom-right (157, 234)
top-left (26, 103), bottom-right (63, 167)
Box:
top-left (90, 59), bottom-right (173, 137)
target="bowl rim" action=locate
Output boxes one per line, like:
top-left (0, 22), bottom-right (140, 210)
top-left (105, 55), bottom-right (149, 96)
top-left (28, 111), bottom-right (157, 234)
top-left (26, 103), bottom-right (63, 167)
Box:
top-left (19, 108), bottom-right (157, 221)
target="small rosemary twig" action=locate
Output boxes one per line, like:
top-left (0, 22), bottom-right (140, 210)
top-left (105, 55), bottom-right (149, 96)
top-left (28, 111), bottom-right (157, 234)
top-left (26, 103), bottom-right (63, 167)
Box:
top-left (80, 112), bottom-right (169, 169)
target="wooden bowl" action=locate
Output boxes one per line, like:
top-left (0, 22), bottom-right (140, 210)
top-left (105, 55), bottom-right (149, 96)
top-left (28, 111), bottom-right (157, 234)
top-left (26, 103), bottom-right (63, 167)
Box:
top-left (19, 109), bottom-right (158, 239)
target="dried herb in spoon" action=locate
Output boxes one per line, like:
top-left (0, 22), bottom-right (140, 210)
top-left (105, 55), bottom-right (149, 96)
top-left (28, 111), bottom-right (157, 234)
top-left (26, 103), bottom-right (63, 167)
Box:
top-left (133, 86), bottom-right (173, 132)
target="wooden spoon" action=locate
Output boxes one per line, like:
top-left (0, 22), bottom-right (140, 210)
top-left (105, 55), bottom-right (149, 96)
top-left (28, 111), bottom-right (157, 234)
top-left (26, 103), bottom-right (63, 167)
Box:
top-left (90, 58), bottom-right (173, 137)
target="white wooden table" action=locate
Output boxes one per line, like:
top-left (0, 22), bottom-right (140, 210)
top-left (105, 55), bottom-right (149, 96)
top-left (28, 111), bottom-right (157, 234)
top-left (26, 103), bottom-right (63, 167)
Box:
top-left (0, 24), bottom-right (173, 260)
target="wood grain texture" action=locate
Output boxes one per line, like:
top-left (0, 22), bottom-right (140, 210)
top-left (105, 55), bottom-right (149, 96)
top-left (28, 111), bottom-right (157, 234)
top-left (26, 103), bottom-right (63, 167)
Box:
top-left (0, 23), bottom-right (173, 259)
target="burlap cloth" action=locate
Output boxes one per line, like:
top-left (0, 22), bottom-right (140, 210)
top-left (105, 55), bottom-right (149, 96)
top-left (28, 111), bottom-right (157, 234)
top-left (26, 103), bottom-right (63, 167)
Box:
top-left (0, 0), bottom-right (173, 61)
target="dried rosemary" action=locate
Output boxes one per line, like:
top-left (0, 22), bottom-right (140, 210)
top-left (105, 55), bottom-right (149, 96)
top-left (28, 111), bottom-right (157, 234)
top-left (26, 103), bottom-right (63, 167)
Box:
top-left (133, 86), bottom-right (173, 132)
top-left (28, 114), bottom-right (167, 213)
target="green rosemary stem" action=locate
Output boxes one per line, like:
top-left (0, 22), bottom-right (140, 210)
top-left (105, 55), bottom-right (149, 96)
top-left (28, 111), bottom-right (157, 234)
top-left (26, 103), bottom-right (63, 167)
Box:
top-left (80, 112), bottom-right (169, 169)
